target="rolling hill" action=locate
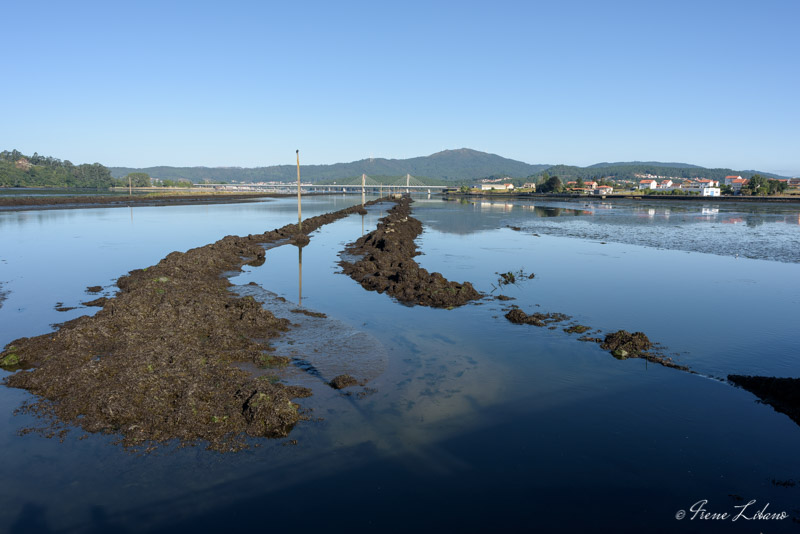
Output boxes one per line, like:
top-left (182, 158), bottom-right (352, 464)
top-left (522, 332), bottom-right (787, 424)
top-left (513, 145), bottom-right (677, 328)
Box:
top-left (110, 149), bottom-right (552, 184)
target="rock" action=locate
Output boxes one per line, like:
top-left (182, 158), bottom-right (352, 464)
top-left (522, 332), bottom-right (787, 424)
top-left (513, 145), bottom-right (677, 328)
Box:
top-left (329, 374), bottom-right (359, 390)
top-left (600, 330), bottom-right (652, 356)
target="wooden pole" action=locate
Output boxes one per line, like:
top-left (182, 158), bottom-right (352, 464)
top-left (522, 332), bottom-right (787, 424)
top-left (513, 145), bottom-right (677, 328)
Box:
top-left (128, 175), bottom-right (132, 197)
top-left (296, 149), bottom-right (302, 231)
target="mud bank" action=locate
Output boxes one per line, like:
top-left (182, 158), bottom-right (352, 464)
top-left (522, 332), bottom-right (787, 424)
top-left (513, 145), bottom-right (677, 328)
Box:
top-left (505, 308), bottom-right (689, 371)
top-left (728, 375), bottom-right (800, 426)
top-left (340, 197), bottom-right (481, 308)
top-left (0, 199), bottom-right (386, 451)
top-left (600, 330), bottom-right (689, 371)
top-left (0, 192), bottom-right (288, 211)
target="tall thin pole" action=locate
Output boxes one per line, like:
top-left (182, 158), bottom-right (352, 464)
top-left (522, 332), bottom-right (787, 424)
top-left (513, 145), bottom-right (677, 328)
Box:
top-left (296, 149), bottom-right (302, 231)
top-left (128, 175), bottom-right (132, 197)
top-left (362, 173), bottom-right (366, 205)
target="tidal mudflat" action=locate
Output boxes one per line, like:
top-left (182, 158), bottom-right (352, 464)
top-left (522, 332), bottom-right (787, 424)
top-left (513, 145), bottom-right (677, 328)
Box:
top-left (1, 195), bottom-right (799, 532)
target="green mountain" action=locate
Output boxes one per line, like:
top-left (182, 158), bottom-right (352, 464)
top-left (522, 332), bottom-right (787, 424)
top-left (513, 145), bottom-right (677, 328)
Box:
top-left (587, 161), bottom-right (704, 169)
top-left (110, 149), bottom-right (552, 184)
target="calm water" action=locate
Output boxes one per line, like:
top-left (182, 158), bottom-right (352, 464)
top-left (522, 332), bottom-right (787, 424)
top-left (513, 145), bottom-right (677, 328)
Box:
top-left (1, 196), bottom-right (799, 533)
top-left (0, 187), bottom-right (152, 198)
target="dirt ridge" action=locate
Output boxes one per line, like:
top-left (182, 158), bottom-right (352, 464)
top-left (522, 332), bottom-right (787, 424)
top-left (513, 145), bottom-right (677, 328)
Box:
top-left (340, 197), bottom-right (481, 308)
top-left (0, 199), bottom-right (386, 451)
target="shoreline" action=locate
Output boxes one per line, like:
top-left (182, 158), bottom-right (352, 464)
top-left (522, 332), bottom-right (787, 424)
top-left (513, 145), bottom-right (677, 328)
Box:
top-left (0, 192), bottom-right (297, 211)
top-left (444, 192), bottom-right (800, 204)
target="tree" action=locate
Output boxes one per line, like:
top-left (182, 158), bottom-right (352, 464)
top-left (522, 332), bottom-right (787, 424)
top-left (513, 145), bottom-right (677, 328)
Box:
top-left (539, 176), bottom-right (563, 193)
top-left (745, 174), bottom-right (767, 195)
top-left (767, 179), bottom-right (788, 195)
top-left (576, 177), bottom-right (585, 189)
top-left (125, 172), bottom-right (151, 187)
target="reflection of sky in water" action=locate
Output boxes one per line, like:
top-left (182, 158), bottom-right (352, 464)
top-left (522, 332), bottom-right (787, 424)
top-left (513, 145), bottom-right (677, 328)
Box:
top-left (1, 196), bottom-right (800, 532)
top-left (414, 220), bottom-right (800, 378)
top-left (417, 198), bottom-right (800, 262)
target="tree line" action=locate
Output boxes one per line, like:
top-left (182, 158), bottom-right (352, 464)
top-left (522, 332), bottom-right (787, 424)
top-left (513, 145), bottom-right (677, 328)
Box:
top-left (1, 149), bottom-right (116, 188)
top-left (0, 150), bottom-right (201, 189)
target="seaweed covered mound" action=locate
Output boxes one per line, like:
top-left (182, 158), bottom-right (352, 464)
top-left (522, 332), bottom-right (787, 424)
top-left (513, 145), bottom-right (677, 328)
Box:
top-left (600, 330), bottom-right (688, 371)
top-left (340, 197), bottom-right (481, 308)
top-left (0, 199), bottom-right (385, 451)
top-left (600, 330), bottom-right (652, 359)
top-left (504, 308), bottom-right (570, 327)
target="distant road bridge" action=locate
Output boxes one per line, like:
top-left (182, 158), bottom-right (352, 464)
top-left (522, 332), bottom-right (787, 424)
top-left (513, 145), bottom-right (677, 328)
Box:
top-left (193, 174), bottom-right (447, 194)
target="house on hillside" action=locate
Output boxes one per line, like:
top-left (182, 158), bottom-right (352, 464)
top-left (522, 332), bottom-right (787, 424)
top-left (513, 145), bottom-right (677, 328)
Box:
top-left (566, 181), bottom-right (598, 190)
top-left (724, 175), bottom-right (743, 185)
top-left (594, 185), bottom-right (614, 195)
top-left (521, 182), bottom-right (537, 191)
top-left (639, 179), bottom-right (657, 190)
top-left (683, 182), bottom-right (721, 196)
top-left (696, 178), bottom-right (720, 188)
top-left (730, 178), bottom-right (748, 193)
top-left (659, 180), bottom-right (673, 189)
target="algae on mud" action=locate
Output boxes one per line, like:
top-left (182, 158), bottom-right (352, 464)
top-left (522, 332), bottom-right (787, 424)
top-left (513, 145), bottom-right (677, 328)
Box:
top-left (505, 308), bottom-right (690, 372)
top-left (340, 197), bottom-right (481, 308)
top-left (0, 199), bottom-right (388, 451)
top-left (600, 330), bottom-right (689, 371)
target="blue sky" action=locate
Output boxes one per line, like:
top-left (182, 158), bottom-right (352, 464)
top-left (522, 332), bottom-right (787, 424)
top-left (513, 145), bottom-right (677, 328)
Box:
top-left (2, 0), bottom-right (799, 175)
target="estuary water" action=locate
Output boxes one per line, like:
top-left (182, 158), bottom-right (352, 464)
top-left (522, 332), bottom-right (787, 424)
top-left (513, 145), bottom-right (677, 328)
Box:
top-left (1, 195), bottom-right (799, 533)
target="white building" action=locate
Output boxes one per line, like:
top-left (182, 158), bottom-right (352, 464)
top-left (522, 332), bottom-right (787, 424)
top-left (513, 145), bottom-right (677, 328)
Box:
top-left (683, 184), bottom-right (721, 196)
top-left (639, 179), bottom-right (657, 190)
top-left (478, 183), bottom-right (514, 191)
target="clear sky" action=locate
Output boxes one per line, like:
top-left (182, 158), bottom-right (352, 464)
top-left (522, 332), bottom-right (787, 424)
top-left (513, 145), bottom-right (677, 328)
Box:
top-left (2, 0), bottom-right (798, 175)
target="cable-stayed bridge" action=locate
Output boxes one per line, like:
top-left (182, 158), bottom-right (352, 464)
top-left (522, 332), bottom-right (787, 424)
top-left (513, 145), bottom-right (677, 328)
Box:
top-left (194, 174), bottom-right (446, 193)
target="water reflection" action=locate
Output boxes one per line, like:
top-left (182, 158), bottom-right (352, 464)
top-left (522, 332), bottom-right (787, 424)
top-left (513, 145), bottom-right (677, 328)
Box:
top-left (298, 246), bottom-right (303, 306)
top-left (415, 198), bottom-right (800, 263)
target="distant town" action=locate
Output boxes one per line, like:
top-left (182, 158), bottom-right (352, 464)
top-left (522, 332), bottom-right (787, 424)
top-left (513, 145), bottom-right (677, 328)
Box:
top-left (467, 173), bottom-right (800, 197)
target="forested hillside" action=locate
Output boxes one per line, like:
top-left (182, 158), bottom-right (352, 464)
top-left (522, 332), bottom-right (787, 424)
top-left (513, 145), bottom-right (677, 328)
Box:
top-left (0, 150), bottom-right (115, 188)
top-left (110, 149), bottom-right (552, 183)
top-left (541, 163), bottom-right (785, 182)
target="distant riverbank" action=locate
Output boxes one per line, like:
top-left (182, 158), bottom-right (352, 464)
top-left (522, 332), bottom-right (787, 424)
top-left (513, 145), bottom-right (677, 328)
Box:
top-left (0, 191), bottom-right (292, 211)
top-left (444, 192), bottom-right (800, 204)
